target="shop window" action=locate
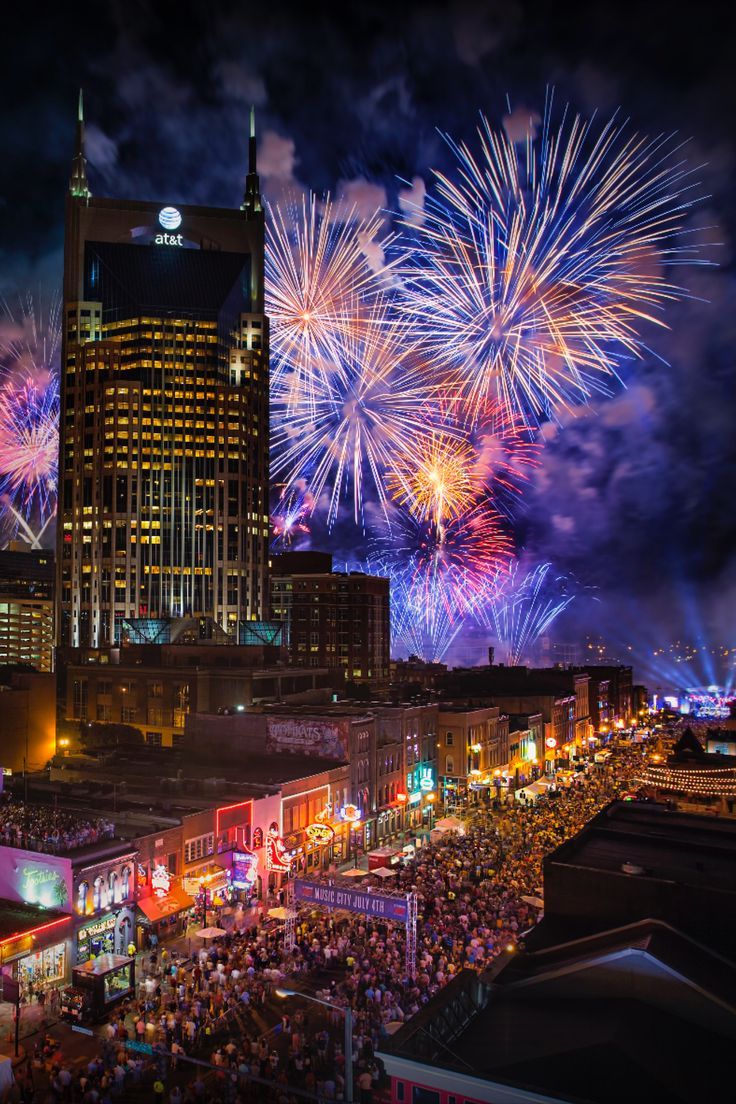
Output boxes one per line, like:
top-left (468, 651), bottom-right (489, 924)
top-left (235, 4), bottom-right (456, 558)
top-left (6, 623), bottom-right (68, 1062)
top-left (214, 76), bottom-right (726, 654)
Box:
top-left (93, 876), bottom-right (107, 911)
top-left (411, 1089), bottom-right (439, 1104)
top-left (77, 881), bottom-right (89, 914)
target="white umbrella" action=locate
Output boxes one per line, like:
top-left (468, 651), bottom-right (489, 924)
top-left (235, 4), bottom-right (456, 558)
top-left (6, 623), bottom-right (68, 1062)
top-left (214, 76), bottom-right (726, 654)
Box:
top-left (341, 867), bottom-right (368, 878)
top-left (195, 926), bottom-right (227, 940)
top-left (371, 866), bottom-right (397, 878)
top-left (520, 895), bottom-right (544, 909)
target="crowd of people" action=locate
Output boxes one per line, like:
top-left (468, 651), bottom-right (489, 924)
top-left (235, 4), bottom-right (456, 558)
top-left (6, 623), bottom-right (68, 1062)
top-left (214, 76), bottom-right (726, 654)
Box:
top-left (9, 742), bottom-right (644, 1104)
top-left (0, 798), bottom-right (115, 855)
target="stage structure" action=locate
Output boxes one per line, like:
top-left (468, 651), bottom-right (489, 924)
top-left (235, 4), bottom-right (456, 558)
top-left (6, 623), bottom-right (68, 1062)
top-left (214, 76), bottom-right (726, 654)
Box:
top-left (284, 877), bottom-right (418, 979)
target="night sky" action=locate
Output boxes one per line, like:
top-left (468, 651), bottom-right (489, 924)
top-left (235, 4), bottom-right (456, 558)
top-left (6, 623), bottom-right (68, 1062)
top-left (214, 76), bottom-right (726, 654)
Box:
top-left (2, 0), bottom-right (734, 677)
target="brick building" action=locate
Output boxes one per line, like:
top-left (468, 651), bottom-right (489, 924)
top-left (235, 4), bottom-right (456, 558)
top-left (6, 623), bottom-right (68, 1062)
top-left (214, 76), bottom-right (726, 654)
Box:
top-left (270, 552), bottom-right (390, 688)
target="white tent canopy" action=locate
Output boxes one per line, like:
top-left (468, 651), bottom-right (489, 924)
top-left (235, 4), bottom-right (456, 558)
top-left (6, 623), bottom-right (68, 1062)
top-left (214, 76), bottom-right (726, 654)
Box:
top-left (195, 926), bottom-right (227, 940)
top-left (371, 866), bottom-right (397, 878)
top-left (434, 816), bottom-right (466, 833)
top-left (515, 780), bottom-right (553, 804)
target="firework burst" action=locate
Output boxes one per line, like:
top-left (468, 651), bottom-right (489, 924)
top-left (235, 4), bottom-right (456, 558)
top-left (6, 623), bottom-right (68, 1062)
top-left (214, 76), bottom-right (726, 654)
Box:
top-left (397, 103), bottom-right (702, 423)
top-left (383, 501), bottom-right (514, 624)
top-left (0, 293), bottom-right (61, 542)
top-left (266, 192), bottom-right (393, 401)
top-left (270, 482), bottom-right (313, 550)
top-left (0, 375), bottom-right (59, 525)
top-left (271, 297), bottom-right (434, 528)
top-left (483, 561), bottom-right (576, 665)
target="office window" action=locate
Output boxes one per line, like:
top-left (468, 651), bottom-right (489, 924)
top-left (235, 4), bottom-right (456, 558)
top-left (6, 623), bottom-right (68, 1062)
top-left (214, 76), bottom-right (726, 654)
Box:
top-left (445, 732), bottom-right (454, 745)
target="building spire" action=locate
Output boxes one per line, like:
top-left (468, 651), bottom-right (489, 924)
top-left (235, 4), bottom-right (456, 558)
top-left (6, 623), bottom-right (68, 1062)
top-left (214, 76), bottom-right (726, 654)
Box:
top-left (69, 88), bottom-right (91, 200)
top-left (241, 104), bottom-right (262, 218)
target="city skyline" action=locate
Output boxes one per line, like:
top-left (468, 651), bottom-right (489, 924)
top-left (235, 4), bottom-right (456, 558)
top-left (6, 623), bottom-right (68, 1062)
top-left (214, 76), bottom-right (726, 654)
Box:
top-left (0, 0), bottom-right (733, 678)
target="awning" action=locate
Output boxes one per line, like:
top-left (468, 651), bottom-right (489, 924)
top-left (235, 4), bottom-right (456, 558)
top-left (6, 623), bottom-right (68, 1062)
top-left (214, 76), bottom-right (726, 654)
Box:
top-left (138, 885), bottom-right (195, 922)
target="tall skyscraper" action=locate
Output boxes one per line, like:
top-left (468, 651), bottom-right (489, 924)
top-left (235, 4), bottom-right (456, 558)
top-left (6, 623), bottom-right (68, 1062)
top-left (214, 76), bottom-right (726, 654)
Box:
top-left (57, 95), bottom-right (269, 649)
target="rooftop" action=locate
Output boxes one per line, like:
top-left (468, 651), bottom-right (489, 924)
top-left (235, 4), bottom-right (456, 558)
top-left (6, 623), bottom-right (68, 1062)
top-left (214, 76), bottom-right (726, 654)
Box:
top-left (0, 900), bottom-right (71, 945)
top-left (382, 919), bottom-right (736, 1104)
top-left (546, 800), bottom-right (736, 891)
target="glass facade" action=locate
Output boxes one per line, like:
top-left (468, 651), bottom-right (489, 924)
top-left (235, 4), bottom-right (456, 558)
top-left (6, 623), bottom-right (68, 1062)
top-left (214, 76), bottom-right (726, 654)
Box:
top-left (58, 202), bottom-right (269, 648)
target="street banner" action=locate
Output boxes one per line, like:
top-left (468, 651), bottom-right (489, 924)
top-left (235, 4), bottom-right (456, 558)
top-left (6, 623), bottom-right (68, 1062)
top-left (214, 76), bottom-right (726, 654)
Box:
top-left (294, 878), bottom-right (409, 922)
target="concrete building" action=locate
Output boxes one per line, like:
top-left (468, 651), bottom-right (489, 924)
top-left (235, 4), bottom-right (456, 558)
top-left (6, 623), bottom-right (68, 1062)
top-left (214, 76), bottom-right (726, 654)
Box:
top-left (507, 712), bottom-right (544, 788)
top-left (438, 666), bottom-right (590, 763)
top-left (0, 546), bottom-right (55, 672)
top-left (0, 670), bottom-right (56, 772)
top-left (538, 799), bottom-right (736, 959)
top-left (573, 664), bottom-right (633, 725)
top-left (57, 632), bottom-right (336, 749)
top-left (270, 552), bottom-right (390, 688)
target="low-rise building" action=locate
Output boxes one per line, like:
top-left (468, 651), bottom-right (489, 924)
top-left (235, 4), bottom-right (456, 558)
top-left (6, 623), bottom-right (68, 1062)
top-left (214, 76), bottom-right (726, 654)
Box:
top-left (57, 631), bottom-right (335, 751)
top-left (437, 704), bottom-right (509, 805)
top-left (507, 712), bottom-right (544, 788)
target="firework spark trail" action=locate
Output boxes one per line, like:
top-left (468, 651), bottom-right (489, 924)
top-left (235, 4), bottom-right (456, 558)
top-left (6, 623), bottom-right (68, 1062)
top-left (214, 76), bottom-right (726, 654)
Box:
top-left (271, 297), bottom-right (438, 528)
top-left (482, 561), bottom-right (576, 665)
top-left (387, 400), bottom-right (540, 525)
top-left (0, 293), bottom-right (61, 541)
top-left (270, 482), bottom-right (313, 550)
top-left (378, 502), bottom-right (514, 633)
top-left (0, 377), bottom-right (59, 521)
top-left (356, 555), bottom-right (465, 664)
top-left (266, 193), bottom-right (395, 405)
top-left (0, 291), bottom-right (61, 383)
top-left (397, 104), bottom-right (703, 424)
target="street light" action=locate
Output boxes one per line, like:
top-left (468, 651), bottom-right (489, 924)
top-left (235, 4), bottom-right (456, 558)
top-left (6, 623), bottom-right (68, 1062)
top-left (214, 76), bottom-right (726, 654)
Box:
top-left (275, 987), bottom-right (353, 1104)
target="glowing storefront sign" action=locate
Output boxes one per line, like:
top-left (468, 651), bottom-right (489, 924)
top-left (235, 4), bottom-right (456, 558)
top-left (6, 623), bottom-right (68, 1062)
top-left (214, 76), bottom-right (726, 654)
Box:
top-left (265, 825), bottom-right (292, 873)
top-left (341, 804), bottom-right (362, 823)
top-left (305, 822), bottom-right (336, 846)
top-left (525, 741), bottom-right (538, 762)
top-left (545, 737), bottom-right (558, 749)
top-left (151, 865), bottom-right (171, 897)
top-left (231, 850), bottom-right (258, 890)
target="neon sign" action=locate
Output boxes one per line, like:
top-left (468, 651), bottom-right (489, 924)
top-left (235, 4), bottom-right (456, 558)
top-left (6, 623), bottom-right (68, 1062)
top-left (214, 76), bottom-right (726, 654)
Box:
top-left (151, 864), bottom-right (171, 897)
top-left (305, 822), bottom-right (335, 846)
top-left (341, 804), bottom-right (361, 823)
top-left (155, 232), bottom-right (184, 246)
top-left (419, 767), bottom-right (434, 791)
top-left (265, 824), bottom-right (292, 873)
top-left (231, 850), bottom-right (258, 890)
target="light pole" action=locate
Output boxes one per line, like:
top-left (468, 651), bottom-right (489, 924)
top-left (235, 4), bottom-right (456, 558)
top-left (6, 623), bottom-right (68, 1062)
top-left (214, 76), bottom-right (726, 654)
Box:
top-left (276, 987), bottom-right (353, 1104)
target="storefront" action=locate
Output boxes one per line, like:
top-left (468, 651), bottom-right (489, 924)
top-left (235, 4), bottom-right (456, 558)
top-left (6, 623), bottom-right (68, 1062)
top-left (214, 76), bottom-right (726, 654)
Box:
top-left (0, 911), bottom-right (72, 1000)
top-left (136, 880), bottom-right (195, 946)
top-left (17, 942), bottom-right (67, 1000)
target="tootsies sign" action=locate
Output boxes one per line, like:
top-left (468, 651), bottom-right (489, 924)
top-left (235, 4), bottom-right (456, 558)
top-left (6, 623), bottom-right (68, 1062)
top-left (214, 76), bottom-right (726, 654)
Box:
top-left (0, 846), bottom-right (73, 912)
top-left (294, 879), bottom-right (409, 922)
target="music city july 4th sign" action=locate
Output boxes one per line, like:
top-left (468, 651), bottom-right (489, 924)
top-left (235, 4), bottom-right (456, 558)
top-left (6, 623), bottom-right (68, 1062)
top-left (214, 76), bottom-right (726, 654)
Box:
top-left (294, 879), bottom-right (409, 923)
